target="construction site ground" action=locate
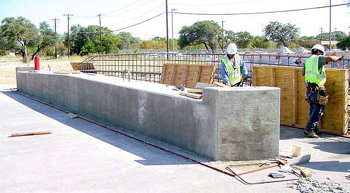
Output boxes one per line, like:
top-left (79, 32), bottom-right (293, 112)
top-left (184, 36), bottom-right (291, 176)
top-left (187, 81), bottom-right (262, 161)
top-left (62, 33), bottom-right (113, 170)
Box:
top-left (1, 83), bottom-right (350, 193)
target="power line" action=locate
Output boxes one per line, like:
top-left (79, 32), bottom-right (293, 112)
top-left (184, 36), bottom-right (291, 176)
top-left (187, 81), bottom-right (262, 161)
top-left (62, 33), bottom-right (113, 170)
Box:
top-left (173, 3), bottom-right (349, 16)
top-left (103, 0), bottom-right (156, 17)
top-left (111, 12), bottom-right (165, 32)
top-left (171, 0), bottom-right (262, 7)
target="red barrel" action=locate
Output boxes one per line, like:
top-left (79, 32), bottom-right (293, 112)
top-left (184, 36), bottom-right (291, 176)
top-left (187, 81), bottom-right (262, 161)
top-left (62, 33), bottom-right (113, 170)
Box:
top-left (34, 56), bottom-right (40, 70)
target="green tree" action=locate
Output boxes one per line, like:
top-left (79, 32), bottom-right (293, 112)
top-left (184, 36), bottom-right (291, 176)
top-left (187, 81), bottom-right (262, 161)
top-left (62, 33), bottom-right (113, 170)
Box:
top-left (1, 16), bottom-right (38, 62)
top-left (248, 36), bottom-right (276, 49)
top-left (65, 25), bottom-right (120, 55)
top-left (31, 22), bottom-right (58, 59)
top-left (140, 40), bottom-right (166, 49)
top-left (264, 21), bottom-right (300, 47)
top-left (178, 20), bottom-right (221, 53)
top-left (316, 31), bottom-right (347, 41)
top-left (337, 36), bottom-right (350, 50)
top-left (118, 32), bottom-right (140, 50)
top-left (225, 30), bottom-right (253, 48)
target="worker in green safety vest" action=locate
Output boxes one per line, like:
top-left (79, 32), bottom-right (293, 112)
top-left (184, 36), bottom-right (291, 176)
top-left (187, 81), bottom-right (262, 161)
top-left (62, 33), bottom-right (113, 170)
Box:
top-left (220, 43), bottom-right (247, 87)
top-left (303, 44), bottom-right (343, 138)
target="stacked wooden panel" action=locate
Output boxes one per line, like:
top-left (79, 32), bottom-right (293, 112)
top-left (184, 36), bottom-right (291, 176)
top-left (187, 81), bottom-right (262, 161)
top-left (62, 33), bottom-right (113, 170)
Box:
top-left (253, 65), bottom-right (348, 135)
top-left (161, 64), bottom-right (216, 88)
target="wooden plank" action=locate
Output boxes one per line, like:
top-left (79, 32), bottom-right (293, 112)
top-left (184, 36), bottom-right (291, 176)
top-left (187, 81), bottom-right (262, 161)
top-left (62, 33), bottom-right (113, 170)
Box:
top-left (173, 65), bottom-right (187, 86)
top-left (187, 89), bottom-right (203, 94)
top-left (160, 65), bottom-right (166, 84)
top-left (179, 92), bottom-right (202, 99)
top-left (182, 65), bottom-right (189, 85)
top-left (252, 65), bottom-right (257, 86)
top-left (185, 66), bottom-right (201, 88)
top-left (199, 66), bottom-right (213, 83)
top-left (196, 66), bottom-right (202, 83)
top-left (170, 65), bottom-right (176, 85)
top-left (10, 130), bottom-right (51, 137)
top-left (292, 69), bottom-right (298, 124)
top-left (271, 68), bottom-right (276, 87)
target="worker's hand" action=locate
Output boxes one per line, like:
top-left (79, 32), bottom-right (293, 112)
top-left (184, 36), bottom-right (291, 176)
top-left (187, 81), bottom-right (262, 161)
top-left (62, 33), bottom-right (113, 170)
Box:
top-left (243, 76), bottom-right (248, 80)
top-left (337, 56), bottom-right (344, 62)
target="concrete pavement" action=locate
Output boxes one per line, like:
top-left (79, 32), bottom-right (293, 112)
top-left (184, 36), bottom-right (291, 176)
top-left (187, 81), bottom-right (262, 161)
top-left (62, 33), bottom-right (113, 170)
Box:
top-left (0, 88), bottom-right (349, 193)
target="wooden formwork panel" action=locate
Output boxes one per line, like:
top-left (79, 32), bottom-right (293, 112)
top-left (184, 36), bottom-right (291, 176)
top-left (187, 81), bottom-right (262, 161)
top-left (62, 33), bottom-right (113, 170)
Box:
top-left (161, 64), bottom-right (215, 88)
top-left (253, 65), bottom-right (348, 135)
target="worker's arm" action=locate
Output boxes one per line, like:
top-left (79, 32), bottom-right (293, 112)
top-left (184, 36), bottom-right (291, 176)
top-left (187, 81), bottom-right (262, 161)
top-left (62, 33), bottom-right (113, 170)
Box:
top-left (220, 62), bottom-right (230, 85)
top-left (326, 56), bottom-right (343, 63)
top-left (240, 59), bottom-right (247, 79)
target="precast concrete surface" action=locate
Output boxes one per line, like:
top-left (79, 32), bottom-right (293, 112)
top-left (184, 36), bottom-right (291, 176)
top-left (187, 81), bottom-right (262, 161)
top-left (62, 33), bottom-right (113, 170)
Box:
top-left (1, 86), bottom-right (350, 193)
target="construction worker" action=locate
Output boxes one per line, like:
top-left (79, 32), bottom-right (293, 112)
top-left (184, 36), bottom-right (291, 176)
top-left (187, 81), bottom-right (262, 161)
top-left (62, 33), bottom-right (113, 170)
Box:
top-left (303, 44), bottom-right (343, 138)
top-left (220, 43), bottom-right (247, 86)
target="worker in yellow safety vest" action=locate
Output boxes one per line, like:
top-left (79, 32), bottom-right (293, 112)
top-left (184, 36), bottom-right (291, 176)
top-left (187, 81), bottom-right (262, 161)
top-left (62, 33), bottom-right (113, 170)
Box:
top-left (220, 43), bottom-right (247, 87)
top-left (303, 44), bottom-right (343, 138)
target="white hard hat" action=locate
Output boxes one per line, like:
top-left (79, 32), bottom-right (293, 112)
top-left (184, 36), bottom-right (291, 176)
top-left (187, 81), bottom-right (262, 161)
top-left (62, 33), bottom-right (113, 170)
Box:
top-left (311, 44), bottom-right (325, 55)
top-left (227, 43), bottom-right (238, 55)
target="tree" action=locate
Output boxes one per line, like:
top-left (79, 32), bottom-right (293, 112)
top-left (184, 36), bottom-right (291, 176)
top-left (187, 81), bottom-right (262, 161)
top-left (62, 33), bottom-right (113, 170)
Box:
top-left (337, 36), bottom-right (350, 50)
top-left (178, 20), bottom-right (221, 53)
top-left (248, 36), bottom-right (276, 49)
top-left (316, 31), bottom-right (347, 41)
top-left (31, 22), bottom-right (58, 59)
top-left (118, 32), bottom-right (140, 50)
top-left (264, 21), bottom-right (300, 47)
top-left (1, 16), bottom-right (38, 62)
top-left (140, 40), bottom-right (166, 49)
top-left (65, 25), bottom-right (120, 55)
top-left (225, 30), bottom-right (253, 48)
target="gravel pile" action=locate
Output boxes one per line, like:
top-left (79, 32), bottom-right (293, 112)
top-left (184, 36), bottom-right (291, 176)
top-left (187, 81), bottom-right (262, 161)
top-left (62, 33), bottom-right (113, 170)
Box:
top-left (287, 178), bottom-right (348, 193)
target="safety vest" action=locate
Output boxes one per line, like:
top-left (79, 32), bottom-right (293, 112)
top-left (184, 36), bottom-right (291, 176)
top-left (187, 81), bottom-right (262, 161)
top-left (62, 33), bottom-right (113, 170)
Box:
top-left (305, 55), bottom-right (326, 86)
top-left (221, 55), bottom-right (242, 86)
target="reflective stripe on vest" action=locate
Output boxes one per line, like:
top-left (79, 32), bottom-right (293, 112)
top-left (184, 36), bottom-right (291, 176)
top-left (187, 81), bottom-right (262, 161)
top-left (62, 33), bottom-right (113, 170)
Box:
top-left (305, 55), bottom-right (326, 86)
top-left (221, 55), bottom-right (241, 86)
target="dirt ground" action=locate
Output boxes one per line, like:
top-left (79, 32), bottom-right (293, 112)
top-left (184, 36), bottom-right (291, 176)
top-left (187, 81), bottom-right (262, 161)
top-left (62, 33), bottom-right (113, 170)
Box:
top-left (0, 56), bottom-right (86, 85)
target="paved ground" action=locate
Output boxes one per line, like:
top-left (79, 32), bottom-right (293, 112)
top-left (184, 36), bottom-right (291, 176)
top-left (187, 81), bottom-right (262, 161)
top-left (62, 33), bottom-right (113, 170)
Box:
top-left (1, 86), bottom-right (350, 193)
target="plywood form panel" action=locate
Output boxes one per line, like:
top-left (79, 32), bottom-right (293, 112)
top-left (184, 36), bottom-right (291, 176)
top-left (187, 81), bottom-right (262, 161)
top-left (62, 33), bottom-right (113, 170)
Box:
top-left (275, 67), bottom-right (294, 123)
top-left (185, 66), bottom-right (201, 88)
top-left (253, 65), bottom-right (348, 135)
top-left (173, 65), bottom-right (187, 86)
top-left (161, 64), bottom-right (216, 88)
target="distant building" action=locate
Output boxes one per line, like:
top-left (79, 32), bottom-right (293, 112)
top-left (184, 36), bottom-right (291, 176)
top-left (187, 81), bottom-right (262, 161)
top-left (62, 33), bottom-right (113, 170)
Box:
top-left (299, 40), bottom-right (339, 49)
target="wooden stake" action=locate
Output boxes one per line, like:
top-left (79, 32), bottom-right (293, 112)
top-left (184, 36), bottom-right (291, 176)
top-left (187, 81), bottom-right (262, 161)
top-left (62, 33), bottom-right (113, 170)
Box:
top-left (9, 131), bottom-right (52, 137)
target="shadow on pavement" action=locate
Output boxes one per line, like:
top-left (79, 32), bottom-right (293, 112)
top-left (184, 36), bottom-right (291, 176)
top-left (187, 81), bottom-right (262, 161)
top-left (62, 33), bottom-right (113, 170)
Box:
top-left (3, 91), bottom-right (208, 166)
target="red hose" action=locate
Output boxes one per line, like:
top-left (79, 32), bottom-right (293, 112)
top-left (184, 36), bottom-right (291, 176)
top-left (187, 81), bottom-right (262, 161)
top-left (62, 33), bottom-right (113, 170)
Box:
top-left (11, 89), bottom-right (282, 178)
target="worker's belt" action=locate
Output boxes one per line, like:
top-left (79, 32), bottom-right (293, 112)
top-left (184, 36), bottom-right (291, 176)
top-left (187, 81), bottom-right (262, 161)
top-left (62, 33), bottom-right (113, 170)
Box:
top-left (306, 82), bottom-right (328, 105)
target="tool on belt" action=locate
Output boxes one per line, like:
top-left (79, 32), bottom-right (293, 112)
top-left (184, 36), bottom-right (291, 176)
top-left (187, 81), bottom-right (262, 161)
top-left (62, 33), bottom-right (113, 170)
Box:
top-left (305, 83), bottom-right (329, 105)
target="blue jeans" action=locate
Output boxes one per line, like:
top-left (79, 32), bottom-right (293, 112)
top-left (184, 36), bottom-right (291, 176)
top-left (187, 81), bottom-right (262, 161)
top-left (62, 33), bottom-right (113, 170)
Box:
top-left (306, 90), bottom-right (325, 132)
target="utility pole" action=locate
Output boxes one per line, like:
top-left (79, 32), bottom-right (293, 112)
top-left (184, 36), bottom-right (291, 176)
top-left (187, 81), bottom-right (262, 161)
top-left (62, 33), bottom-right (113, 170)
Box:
top-left (51, 18), bottom-right (60, 59)
top-left (171, 9), bottom-right (176, 52)
top-left (221, 21), bottom-right (225, 52)
top-left (320, 27), bottom-right (324, 41)
top-left (64, 14), bottom-right (73, 58)
top-left (98, 14), bottom-right (102, 54)
top-left (165, 0), bottom-right (169, 60)
top-left (329, 0), bottom-right (332, 50)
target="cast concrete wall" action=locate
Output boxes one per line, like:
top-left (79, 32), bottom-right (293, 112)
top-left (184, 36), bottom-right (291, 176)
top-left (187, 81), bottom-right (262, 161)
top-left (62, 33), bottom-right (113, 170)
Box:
top-left (16, 69), bottom-right (280, 161)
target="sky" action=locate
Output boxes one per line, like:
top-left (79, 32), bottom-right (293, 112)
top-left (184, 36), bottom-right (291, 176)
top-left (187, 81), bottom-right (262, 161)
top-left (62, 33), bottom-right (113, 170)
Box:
top-left (0, 0), bottom-right (349, 40)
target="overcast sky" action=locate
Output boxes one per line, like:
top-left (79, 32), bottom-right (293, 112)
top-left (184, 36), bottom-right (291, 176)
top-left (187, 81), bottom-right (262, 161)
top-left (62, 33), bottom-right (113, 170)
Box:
top-left (0, 0), bottom-right (349, 39)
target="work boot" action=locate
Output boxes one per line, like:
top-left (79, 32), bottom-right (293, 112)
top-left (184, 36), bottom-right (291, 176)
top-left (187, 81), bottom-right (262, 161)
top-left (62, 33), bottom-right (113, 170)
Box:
top-left (314, 129), bottom-right (322, 136)
top-left (304, 131), bottom-right (319, 138)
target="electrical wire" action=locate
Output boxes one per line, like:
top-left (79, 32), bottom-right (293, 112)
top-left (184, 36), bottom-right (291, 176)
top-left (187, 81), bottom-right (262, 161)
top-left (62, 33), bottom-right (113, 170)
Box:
top-left (171, 0), bottom-right (263, 7)
top-left (103, 0), bottom-right (157, 17)
top-left (111, 12), bottom-right (165, 32)
top-left (173, 3), bottom-right (349, 16)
